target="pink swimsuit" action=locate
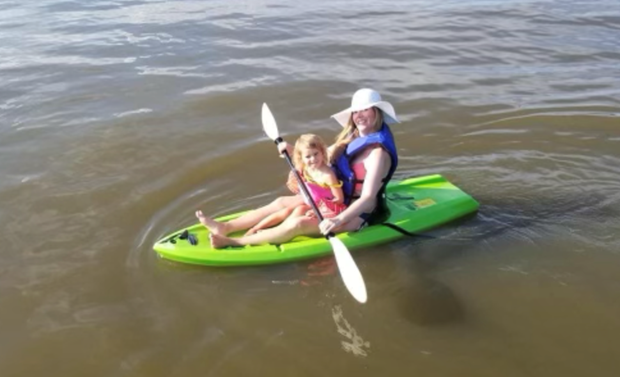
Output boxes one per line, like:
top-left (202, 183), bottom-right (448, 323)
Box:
top-left (287, 170), bottom-right (347, 218)
top-left (304, 179), bottom-right (347, 218)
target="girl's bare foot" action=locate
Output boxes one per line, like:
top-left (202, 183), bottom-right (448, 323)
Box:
top-left (209, 233), bottom-right (242, 248)
top-left (195, 210), bottom-right (228, 236)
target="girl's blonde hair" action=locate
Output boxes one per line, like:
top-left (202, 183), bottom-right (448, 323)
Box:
top-left (293, 134), bottom-right (328, 170)
top-left (329, 107), bottom-right (384, 164)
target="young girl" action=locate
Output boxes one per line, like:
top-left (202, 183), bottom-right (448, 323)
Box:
top-left (244, 133), bottom-right (346, 235)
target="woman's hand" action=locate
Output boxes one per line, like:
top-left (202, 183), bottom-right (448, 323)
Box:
top-left (319, 217), bottom-right (343, 235)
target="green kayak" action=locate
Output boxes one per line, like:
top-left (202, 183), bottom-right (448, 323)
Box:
top-left (153, 174), bottom-right (479, 266)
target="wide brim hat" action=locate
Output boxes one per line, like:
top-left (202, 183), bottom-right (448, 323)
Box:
top-left (330, 88), bottom-right (400, 127)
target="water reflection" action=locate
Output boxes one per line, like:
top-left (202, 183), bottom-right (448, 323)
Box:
top-left (383, 239), bottom-right (466, 326)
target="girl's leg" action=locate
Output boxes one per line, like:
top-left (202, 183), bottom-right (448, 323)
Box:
top-left (196, 195), bottom-right (304, 236)
top-left (291, 204), bottom-right (311, 217)
top-left (210, 215), bottom-right (320, 248)
top-left (245, 206), bottom-right (295, 235)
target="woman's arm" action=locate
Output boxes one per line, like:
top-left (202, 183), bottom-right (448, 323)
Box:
top-left (319, 147), bottom-right (390, 233)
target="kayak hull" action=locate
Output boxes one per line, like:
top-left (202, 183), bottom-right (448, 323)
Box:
top-left (153, 174), bottom-right (479, 266)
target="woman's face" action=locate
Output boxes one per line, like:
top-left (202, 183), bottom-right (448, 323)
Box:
top-left (352, 107), bottom-right (377, 133)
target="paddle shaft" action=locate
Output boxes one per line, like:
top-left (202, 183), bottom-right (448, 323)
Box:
top-left (263, 108), bottom-right (366, 303)
top-left (274, 137), bottom-right (332, 233)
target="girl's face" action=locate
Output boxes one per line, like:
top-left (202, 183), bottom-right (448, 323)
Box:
top-left (352, 107), bottom-right (377, 133)
top-left (300, 146), bottom-right (324, 169)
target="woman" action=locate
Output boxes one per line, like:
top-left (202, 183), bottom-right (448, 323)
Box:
top-left (197, 88), bottom-right (399, 247)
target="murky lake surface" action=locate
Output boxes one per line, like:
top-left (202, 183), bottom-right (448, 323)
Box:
top-left (1, 1), bottom-right (620, 376)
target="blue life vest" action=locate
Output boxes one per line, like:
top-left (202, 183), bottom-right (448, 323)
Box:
top-left (334, 123), bottom-right (398, 205)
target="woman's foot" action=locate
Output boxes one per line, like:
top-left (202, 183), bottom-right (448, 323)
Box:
top-left (209, 233), bottom-right (242, 248)
top-left (195, 210), bottom-right (228, 236)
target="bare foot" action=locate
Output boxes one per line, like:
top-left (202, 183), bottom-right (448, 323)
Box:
top-left (209, 233), bottom-right (242, 248)
top-left (195, 210), bottom-right (228, 236)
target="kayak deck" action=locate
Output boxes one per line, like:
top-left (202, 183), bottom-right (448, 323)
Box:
top-left (153, 174), bottom-right (479, 266)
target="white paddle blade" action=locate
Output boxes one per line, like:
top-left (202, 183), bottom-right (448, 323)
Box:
top-left (329, 236), bottom-right (367, 303)
top-left (261, 103), bottom-right (280, 141)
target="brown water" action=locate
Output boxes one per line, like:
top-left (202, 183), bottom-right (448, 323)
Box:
top-left (2, 1), bottom-right (620, 376)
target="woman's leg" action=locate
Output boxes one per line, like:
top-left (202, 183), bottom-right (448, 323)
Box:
top-left (196, 195), bottom-right (304, 236)
top-left (210, 214), bottom-right (320, 248)
top-left (245, 206), bottom-right (295, 235)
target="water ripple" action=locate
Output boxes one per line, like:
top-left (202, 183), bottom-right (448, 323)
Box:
top-left (2, 1), bottom-right (620, 375)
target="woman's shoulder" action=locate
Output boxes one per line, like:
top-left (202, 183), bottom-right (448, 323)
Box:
top-left (359, 144), bottom-right (389, 161)
top-left (366, 143), bottom-right (389, 153)
top-left (361, 145), bottom-right (391, 171)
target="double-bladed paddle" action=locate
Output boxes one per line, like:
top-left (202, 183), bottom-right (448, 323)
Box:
top-left (261, 103), bottom-right (367, 303)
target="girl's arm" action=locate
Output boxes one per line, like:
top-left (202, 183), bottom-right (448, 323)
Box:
top-left (277, 141), bottom-right (293, 156)
top-left (325, 170), bottom-right (345, 204)
top-left (286, 171), bottom-right (300, 194)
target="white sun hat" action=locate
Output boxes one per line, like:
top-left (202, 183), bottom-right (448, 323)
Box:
top-left (330, 88), bottom-right (400, 127)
